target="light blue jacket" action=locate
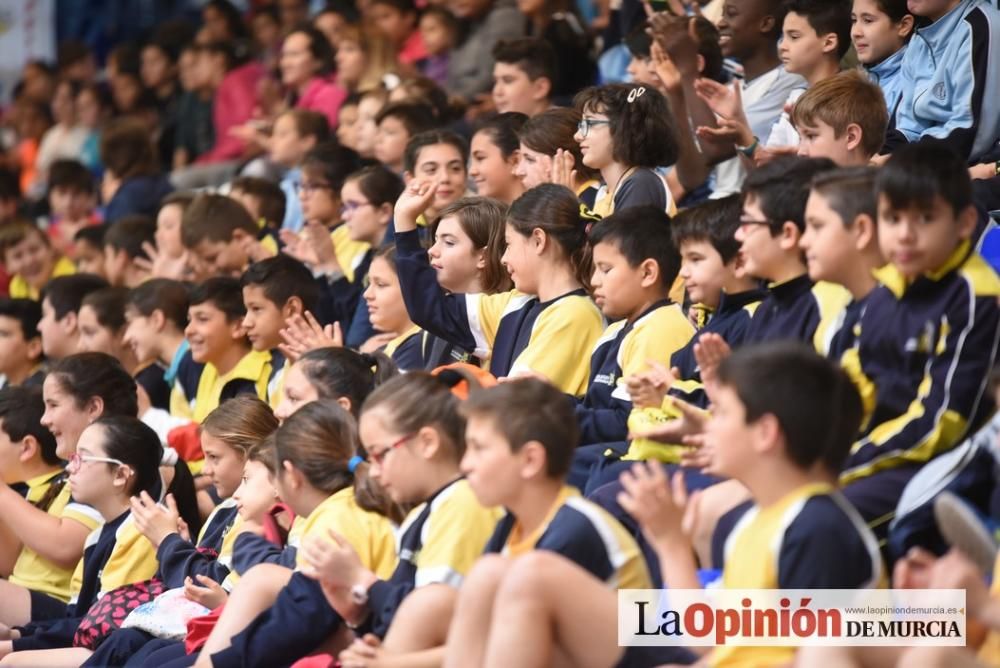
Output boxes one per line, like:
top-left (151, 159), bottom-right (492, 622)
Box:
top-left (866, 46), bottom-right (906, 121)
top-left (892, 0), bottom-right (1000, 162)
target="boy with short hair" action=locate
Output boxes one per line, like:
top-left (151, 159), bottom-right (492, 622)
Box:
top-left (271, 109), bottom-right (329, 233)
top-left (0, 299), bottom-right (45, 388)
top-left (229, 177), bottom-right (286, 236)
top-left (0, 222), bottom-right (76, 301)
top-left (374, 102), bottom-right (437, 174)
top-left (181, 193), bottom-right (277, 279)
top-left (791, 70), bottom-right (889, 166)
top-left (185, 276), bottom-right (271, 425)
top-left (36, 274), bottom-right (108, 361)
top-left (44, 159), bottom-right (99, 257)
top-left (239, 254), bottom-right (319, 408)
top-left (102, 214), bottom-right (156, 288)
top-left (840, 142), bottom-right (1000, 534)
top-left (491, 39), bottom-right (555, 117)
top-left (72, 226), bottom-right (107, 279)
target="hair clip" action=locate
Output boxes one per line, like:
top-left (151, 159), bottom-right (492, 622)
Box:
top-left (627, 86), bottom-right (646, 103)
top-left (348, 455), bottom-right (364, 473)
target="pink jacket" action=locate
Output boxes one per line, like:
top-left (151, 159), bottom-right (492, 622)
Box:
top-left (197, 61), bottom-right (267, 164)
top-left (296, 77), bottom-right (347, 128)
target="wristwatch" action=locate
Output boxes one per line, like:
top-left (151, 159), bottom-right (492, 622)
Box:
top-left (735, 136), bottom-right (759, 158)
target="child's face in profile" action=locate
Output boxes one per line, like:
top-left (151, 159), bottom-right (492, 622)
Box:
top-left (778, 12), bottom-right (832, 76)
top-left (270, 114), bottom-right (310, 168)
top-left (801, 190), bottom-right (859, 285)
top-left (419, 13), bottom-right (452, 55)
top-left (363, 256), bottom-right (410, 336)
top-left (233, 460), bottom-right (278, 521)
top-left (185, 302), bottom-right (244, 366)
top-left (155, 203), bottom-right (185, 260)
top-left (678, 239), bottom-right (728, 308)
top-left (0, 416), bottom-right (27, 484)
top-left (796, 119), bottom-right (855, 167)
top-left (75, 240), bottom-right (107, 278)
top-left (373, 117), bottom-right (410, 172)
top-left (337, 104), bottom-right (361, 151)
top-left (703, 382), bottom-right (753, 477)
top-left (201, 432), bottom-right (248, 500)
top-left (123, 307), bottom-right (160, 365)
top-left (77, 304), bottom-right (125, 357)
top-left (590, 240), bottom-right (650, 321)
top-left (851, 0), bottom-right (911, 65)
top-left (460, 413), bottom-right (523, 508)
top-left (4, 232), bottom-right (56, 285)
top-left (274, 362), bottom-right (320, 422)
top-left (241, 284), bottom-right (286, 352)
top-left (427, 215), bottom-right (484, 293)
top-left (0, 315), bottom-right (41, 382)
top-left (876, 193), bottom-right (975, 279)
top-left (359, 407), bottom-right (422, 505)
top-left (734, 194), bottom-right (784, 282)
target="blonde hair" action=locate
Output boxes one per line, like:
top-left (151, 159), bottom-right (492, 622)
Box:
top-left (201, 396), bottom-right (280, 456)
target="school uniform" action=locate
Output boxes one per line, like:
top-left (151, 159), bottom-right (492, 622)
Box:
top-left (394, 228), bottom-right (605, 396)
top-left (826, 290), bottom-right (875, 364)
top-left (865, 46), bottom-right (906, 124)
top-left (381, 325), bottom-right (427, 371)
top-left (316, 235), bottom-right (373, 345)
top-left (362, 479), bottom-right (502, 637)
top-left (744, 275), bottom-right (851, 355)
top-left (592, 168), bottom-right (676, 217)
top-left (11, 511), bottom-right (160, 652)
top-left (266, 349), bottom-right (286, 411)
top-left (135, 362), bottom-right (171, 412)
top-left (8, 256), bottom-right (76, 301)
top-left (840, 242), bottom-right (1000, 531)
top-left (166, 342), bottom-right (205, 422)
top-left (190, 349), bottom-right (272, 424)
top-left (709, 482), bottom-right (883, 667)
top-left (484, 485), bottom-right (651, 590)
top-left (420, 331), bottom-right (478, 370)
top-left (9, 473), bottom-right (103, 618)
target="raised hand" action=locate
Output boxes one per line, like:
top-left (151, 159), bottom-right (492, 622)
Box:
top-left (135, 241), bottom-right (190, 281)
top-left (618, 464), bottom-right (696, 552)
top-left (394, 180), bottom-right (439, 231)
top-left (548, 149), bottom-right (577, 190)
top-left (279, 313), bottom-right (343, 362)
top-left (130, 492), bottom-right (183, 548)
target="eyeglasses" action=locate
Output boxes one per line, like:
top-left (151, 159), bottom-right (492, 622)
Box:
top-left (67, 452), bottom-right (127, 474)
top-left (340, 201), bottom-right (374, 216)
top-left (368, 434), bottom-right (416, 466)
top-left (738, 219), bottom-right (774, 233)
top-left (296, 181), bottom-right (334, 195)
top-left (577, 118), bottom-right (611, 138)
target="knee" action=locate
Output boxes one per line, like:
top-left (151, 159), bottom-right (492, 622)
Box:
top-left (898, 646), bottom-right (958, 668)
top-left (462, 554), bottom-right (510, 593)
top-left (496, 551), bottom-right (567, 604)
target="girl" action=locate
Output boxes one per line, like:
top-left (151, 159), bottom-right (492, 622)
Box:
top-left (275, 347), bottom-right (397, 422)
top-left (336, 94), bottom-right (362, 152)
top-left (334, 24), bottom-right (397, 96)
top-left (364, 246), bottom-right (426, 370)
top-left (190, 400), bottom-right (399, 667)
top-left (280, 25), bottom-right (346, 128)
top-left (851, 0), bottom-right (915, 117)
top-left (145, 192), bottom-right (195, 281)
top-left (303, 372), bottom-right (503, 664)
top-left (0, 417), bottom-right (168, 664)
top-left (469, 113), bottom-right (527, 205)
top-left (515, 107), bottom-right (601, 208)
top-left (403, 131), bottom-right (469, 224)
top-left (341, 165), bottom-right (405, 255)
top-left (394, 184), bottom-right (604, 395)
top-left (77, 288), bottom-right (171, 412)
top-left (574, 83), bottom-right (679, 217)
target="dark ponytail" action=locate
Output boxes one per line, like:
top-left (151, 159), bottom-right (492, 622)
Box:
top-left (50, 352), bottom-right (139, 417)
top-left (298, 347), bottom-right (398, 417)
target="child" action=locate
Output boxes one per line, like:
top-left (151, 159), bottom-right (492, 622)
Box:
top-left (394, 184), bottom-right (604, 395)
top-left (444, 379), bottom-right (651, 666)
top-left (0, 299), bottom-right (45, 388)
top-left (77, 287), bottom-right (171, 411)
top-left (229, 177), bottom-right (286, 236)
top-left (373, 102), bottom-right (437, 175)
top-left (370, 0), bottom-right (427, 65)
top-left (335, 95), bottom-right (361, 153)
top-left (37, 274), bottom-right (109, 362)
top-left (417, 8), bottom-right (457, 87)
top-left (44, 159), bottom-right (99, 257)
top-left (300, 373), bottom-right (502, 657)
top-left (354, 89), bottom-right (389, 160)
top-left (791, 70), bottom-right (889, 166)
top-left (491, 39), bottom-right (555, 118)
top-left (123, 278), bottom-right (202, 422)
top-left (150, 192), bottom-right (195, 282)
top-left (99, 117), bottom-right (173, 224)
top-left (850, 0), bottom-right (915, 116)
top-left (71, 226), bottom-right (106, 279)
top-left (102, 214), bottom-right (156, 288)
top-left (515, 107), bottom-right (601, 207)
top-left (573, 83), bottom-right (679, 216)
top-left (840, 142), bottom-right (1000, 534)
top-left (240, 254), bottom-right (320, 407)
top-left (269, 109), bottom-right (330, 234)
top-left (885, 0), bottom-right (1000, 163)
top-left (181, 194), bottom-right (277, 280)
top-left (364, 247), bottom-right (426, 370)
top-left (470, 113), bottom-right (527, 205)
top-left (402, 131), bottom-right (470, 224)
top-left (735, 156), bottom-right (849, 350)
top-left (800, 167), bottom-right (884, 362)
top-left (0, 222), bottom-right (77, 301)
top-left (0, 418), bottom-right (169, 664)
top-left (185, 277), bottom-right (272, 426)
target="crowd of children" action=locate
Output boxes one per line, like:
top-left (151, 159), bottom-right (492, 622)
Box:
top-left (1, 0), bottom-right (1000, 666)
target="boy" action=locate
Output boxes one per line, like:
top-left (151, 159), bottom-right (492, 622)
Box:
top-left (229, 177), bottom-right (286, 236)
top-left (491, 39), bottom-right (555, 118)
top-left (185, 276), bottom-right (271, 425)
top-left (792, 70), bottom-right (889, 166)
top-left (374, 102), bottom-right (437, 174)
top-left (840, 142), bottom-right (1000, 535)
top-left (885, 0), bottom-right (1000, 163)
top-left (735, 156), bottom-right (849, 351)
top-left (240, 255), bottom-right (319, 408)
top-left (800, 167), bottom-right (884, 362)
top-left (271, 109), bottom-right (329, 233)
top-left (181, 193), bottom-right (277, 280)
top-left (444, 379), bottom-right (652, 665)
top-left (72, 226), bottom-right (107, 279)
top-left (44, 159), bottom-right (99, 257)
top-left (102, 215), bottom-right (156, 288)
top-left (36, 273), bottom-right (109, 361)
top-left (0, 222), bottom-right (76, 301)
top-left (124, 278), bottom-right (203, 422)
top-left (0, 299), bottom-right (45, 388)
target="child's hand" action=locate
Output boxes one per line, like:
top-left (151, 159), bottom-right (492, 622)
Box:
top-left (752, 145), bottom-right (798, 168)
top-left (359, 332), bottom-right (397, 354)
top-left (618, 465), bottom-right (696, 552)
top-left (394, 181), bottom-right (438, 230)
top-left (136, 241), bottom-right (190, 281)
top-left (130, 492), bottom-right (182, 548)
top-left (183, 575), bottom-right (228, 609)
top-left (628, 395), bottom-right (708, 444)
top-left (299, 529), bottom-right (367, 589)
top-left (694, 77), bottom-right (744, 122)
top-left (339, 634), bottom-right (384, 668)
top-left (693, 333), bottom-right (730, 400)
top-left (627, 361), bottom-right (678, 408)
top-left (303, 221), bottom-right (340, 273)
top-left (696, 117), bottom-right (754, 151)
top-left (279, 312), bottom-right (343, 362)
top-left (547, 149), bottom-right (577, 190)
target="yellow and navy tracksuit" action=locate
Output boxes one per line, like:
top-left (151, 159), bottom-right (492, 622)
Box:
top-left (11, 510), bottom-right (160, 651)
top-left (190, 349), bottom-right (272, 425)
top-left (266, 350), bottom-right (287, 411)
top-left (841, 243), bottom-right (1000, 486)
top-left (394, 228), bottom-right (604, 396)
top-left (745, 274), bottom-right (851, 355)
top-left (9, 256), bottom-right (76, 301)
top-left (381, 325), bottom-right (427, 371)
top-left (8, 473), bottom-right (103, 607)
top-left (363, 478), bottom-right (502, 637)
top-left (709, 482), bottom-right (883, 668)
top-left (166, 341), bottom-right (205, 422)
top-left (155, 497), bottom-right (241, 590)
top-left (576, 300), bottom-right (695, 445)
top-left (484, 485), bottom-right (651, 590)
top-left (134, 362), bottom-right (171, 412)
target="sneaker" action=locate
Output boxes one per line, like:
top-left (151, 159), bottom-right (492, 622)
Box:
top-left (934, 491), bottom-right (998, 575)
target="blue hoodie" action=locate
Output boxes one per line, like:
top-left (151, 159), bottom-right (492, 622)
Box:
top-left (866, 45), bottom-right (906, 123)
top-left (104, 174), bottom-right (173, 224)
top-left (888, 0), bottom-right (1000, 162)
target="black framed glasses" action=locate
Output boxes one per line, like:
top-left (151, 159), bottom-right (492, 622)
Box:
top-left (577, 118), bottom-right (611, 138)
